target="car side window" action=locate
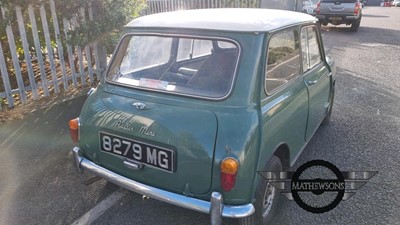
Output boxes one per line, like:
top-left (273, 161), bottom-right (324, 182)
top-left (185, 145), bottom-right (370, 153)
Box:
top-left (301, 26), bottom-right (322, 72)
top-left (177, 38), bottom-right (213, 61)
top-left (265, 29), bottom-right (301, 94)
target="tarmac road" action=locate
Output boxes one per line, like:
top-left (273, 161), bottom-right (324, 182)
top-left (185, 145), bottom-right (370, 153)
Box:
top-left (0, 6), bottom-right (399, 225)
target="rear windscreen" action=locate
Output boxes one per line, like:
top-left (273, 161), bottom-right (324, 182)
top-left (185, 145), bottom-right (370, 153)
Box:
top-left (106, 35), bottom-right (239, 99)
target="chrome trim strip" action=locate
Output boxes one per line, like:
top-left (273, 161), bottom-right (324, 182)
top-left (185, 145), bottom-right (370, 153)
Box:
top-left (72, 147), bottom-right (254, 220)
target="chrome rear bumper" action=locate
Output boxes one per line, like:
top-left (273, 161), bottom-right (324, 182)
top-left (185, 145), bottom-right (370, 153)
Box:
top-left (72, 147), bottom-right (254, 225)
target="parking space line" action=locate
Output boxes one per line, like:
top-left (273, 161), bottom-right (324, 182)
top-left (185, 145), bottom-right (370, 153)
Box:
top-left (71, 189), bottom-right (127, 225)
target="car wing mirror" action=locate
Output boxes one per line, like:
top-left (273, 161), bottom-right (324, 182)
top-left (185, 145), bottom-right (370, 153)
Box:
top-left (326, 55), bottom-right (334, 68)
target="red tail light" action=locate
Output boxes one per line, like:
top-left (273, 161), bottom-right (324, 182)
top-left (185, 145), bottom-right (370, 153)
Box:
top-left (316, 2), bottom-right (321, 14)
top-left (220, 158), bottom-right (239, 192)
top-left (69, 118), bottom-right (79, 143)
top-left (354, 2), bottom-right (360, 15)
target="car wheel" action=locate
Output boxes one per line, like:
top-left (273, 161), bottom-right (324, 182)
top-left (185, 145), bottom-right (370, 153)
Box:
top-left (239, 155), bottom-right (282, 225)
top-left (350, 18), bottom-right (361, 32)
top-left (321, 85), bottom-right (335, 126)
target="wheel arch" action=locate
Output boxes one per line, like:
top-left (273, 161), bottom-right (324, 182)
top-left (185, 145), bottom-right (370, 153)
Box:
top-left (273, 143), bottom-right (290, 171)
top-left (242, 144), bottom-right (289, 225)
top-left (251, 142), bottom-right (291, 199)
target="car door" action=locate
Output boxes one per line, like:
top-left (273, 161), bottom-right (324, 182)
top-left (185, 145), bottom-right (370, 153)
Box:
top-left (260, 27), bottom-right (309, 165)
top-left (301, 26), bottom-right (332, 141)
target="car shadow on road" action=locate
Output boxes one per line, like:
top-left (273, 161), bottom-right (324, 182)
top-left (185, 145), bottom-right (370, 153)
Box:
top-left (362, 14), bottom-right (389, 18)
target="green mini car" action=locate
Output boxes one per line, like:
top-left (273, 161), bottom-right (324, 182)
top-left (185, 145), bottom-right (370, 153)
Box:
top-left (70, 8), bottom-right (335, 225)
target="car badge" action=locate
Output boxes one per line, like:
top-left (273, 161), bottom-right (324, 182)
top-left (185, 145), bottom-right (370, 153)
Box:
top-left (133, 102), bottom-right (146, 110)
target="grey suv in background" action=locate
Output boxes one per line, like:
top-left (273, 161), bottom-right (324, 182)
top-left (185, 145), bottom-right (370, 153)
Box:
top-left (316, 0), bottom-right (362, 31)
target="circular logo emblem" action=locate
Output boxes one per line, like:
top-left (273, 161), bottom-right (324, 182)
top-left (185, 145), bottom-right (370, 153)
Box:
top-left (291, 160), bottom-right (345, 213)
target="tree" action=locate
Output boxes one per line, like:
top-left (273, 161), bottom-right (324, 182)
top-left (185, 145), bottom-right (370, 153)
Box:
top-left (58, 0), bottom-right (146, 53)
top-left (0, 0), bottom-right (146, 60)
top-left (58, 0), bottom-right (147, 76)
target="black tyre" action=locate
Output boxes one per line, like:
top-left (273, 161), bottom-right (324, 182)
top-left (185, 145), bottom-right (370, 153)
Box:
top-left (239, 156), bottom-right (282, 225)
top-left (350, 18), bottom-right (361, 32)
top-left (317, 20), bottom-right (322, 30)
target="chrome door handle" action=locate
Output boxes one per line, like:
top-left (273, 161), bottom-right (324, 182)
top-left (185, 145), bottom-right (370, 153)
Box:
top-left (307, 80), bottom-right (318, 85)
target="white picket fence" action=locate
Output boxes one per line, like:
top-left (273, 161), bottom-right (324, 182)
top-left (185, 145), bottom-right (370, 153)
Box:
top-left (143, 0), bottom-right (260, 15)
top-left (0, 0), bottom-right (105, 109)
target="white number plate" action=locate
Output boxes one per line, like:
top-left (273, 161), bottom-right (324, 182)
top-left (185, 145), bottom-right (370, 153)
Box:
top-left (330, 17), bottom-right (342, 20)
top-left (100, 132), bottom-right (175, 172)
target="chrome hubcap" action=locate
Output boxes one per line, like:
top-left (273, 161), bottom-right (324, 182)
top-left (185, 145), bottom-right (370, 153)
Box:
top-left (262, 182), bottom-right (276, 218)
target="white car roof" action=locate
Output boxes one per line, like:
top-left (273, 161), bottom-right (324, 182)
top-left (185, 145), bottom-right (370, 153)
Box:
top-left (126, 8), bottom-right (317, 32)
